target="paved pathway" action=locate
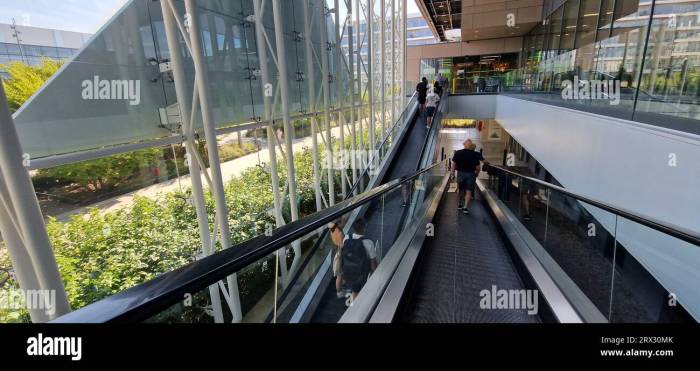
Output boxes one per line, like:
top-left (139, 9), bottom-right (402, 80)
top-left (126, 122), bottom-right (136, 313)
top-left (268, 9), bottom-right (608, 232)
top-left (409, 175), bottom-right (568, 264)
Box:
top-left (53, 126), bottom-right (348, 221)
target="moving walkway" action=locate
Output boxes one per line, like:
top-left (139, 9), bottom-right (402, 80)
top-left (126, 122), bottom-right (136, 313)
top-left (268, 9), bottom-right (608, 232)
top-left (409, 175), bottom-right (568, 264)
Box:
top-left (53, 93), bottom-right (700, 324)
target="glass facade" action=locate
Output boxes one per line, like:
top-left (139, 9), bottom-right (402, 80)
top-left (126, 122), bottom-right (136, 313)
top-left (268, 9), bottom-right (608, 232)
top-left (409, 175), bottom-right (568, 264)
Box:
top-left (11, 0), bottom-right (330, 158)
top-left (505, 0), bottom-right (700, 130)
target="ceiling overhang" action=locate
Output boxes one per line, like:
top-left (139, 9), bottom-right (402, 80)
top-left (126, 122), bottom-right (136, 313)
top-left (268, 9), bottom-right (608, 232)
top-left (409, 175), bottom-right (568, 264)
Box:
top-left (461, 0), bottom-right (543, 41)
top-left (416, 0), bottom-right (462, 42)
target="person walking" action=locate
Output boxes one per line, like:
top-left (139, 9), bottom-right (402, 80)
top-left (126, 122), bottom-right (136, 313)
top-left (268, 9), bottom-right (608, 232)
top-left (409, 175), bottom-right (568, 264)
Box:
top-left (433, 80), bottom-right (443, 97)
top-left (425, 88), bottom-right (440, 129)
top-left (451, 139), bottom-right (482, 214)
top-left (416, 77), bottom-right (428, 114)
top-left (438, 73), bottom-right (448, 91)
top-left (328, 218), bottom-right (377, 303)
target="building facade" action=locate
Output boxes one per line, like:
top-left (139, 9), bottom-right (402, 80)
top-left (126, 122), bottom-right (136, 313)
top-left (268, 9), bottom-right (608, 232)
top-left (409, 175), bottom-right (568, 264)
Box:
top-left (0, 22), bottom-right (92, 78)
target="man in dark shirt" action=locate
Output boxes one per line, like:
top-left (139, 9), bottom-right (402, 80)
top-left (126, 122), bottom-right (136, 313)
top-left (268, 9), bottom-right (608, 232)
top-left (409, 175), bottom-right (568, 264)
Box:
top-left (416, 77), bottom-right (428, 114)
top-left (451, 139), bottom-right (483, 214)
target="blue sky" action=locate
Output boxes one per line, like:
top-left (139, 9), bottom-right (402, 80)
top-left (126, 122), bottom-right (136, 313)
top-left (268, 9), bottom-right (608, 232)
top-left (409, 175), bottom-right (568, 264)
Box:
top-left (0, 0), bottom-right (129, 33)
top-left (0, 0), bottom-right (420, 34)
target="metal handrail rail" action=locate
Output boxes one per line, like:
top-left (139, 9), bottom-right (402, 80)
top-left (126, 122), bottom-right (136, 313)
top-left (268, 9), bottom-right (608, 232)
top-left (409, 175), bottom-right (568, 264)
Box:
top-left (490, 165), bottom-right (700, 247)
top-left (51, 160), bottom-right (444, 323)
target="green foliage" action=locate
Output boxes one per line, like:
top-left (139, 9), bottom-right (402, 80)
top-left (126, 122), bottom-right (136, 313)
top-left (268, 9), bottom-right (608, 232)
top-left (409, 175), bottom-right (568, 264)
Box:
top-left (1, 58), bottom-right (63, 112)
top-left (0, 147), bottom-right (326, 322)
top-left (218, 142), bottom-right (256, 163)
top-left (35, 148), bottom-right (163, 191)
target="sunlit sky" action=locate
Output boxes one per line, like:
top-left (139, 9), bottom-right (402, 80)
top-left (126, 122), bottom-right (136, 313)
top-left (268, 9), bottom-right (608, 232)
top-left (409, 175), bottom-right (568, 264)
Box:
top-left (0, 0), bottom-right (421, 34)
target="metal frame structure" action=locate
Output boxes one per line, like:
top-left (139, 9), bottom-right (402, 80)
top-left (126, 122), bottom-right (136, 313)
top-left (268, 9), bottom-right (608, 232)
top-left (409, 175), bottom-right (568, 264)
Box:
top-left (0, 0), bottom-right (408, 323)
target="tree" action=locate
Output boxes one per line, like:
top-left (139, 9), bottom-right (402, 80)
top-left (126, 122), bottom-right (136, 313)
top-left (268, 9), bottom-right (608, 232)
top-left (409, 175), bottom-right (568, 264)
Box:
top-left (1, 58), bottom-right (63, 112)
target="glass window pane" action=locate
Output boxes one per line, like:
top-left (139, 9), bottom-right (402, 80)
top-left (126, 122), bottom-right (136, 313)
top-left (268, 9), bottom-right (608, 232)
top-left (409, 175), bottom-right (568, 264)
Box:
top-left (597, 0), bottom-right (615, 41)
top-left (575, 0), bottom-right (600, 48)
top-left (561, 0), bottom-right (580, 51)
top-left (549, 7), bottom-right (564, 55)
top-left (635, 0), bottom-right (700, 120)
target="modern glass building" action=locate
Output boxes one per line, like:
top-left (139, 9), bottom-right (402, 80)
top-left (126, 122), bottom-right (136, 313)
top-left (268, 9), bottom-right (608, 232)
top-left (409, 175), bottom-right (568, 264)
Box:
top-left (508, 0), bottom-right (700, 126)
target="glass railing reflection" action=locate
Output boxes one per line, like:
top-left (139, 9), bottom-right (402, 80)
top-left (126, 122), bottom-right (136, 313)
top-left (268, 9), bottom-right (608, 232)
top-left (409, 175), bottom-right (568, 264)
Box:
top-left (484, 165), bottom-right (698, 323)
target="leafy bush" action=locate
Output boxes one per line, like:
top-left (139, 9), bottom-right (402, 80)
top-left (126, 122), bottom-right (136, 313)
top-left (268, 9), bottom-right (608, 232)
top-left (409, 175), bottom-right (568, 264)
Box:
top-left (216, 142), bottom-right (256, 163)
top-left (0, 146), bottom-right (333, 322)
top-left (35, 148), bottom-right (163, 192)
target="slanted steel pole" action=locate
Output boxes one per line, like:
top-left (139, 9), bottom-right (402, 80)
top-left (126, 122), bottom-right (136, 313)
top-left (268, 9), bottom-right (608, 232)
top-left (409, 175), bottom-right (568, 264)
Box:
top-left (334, 0), bottom-right (347, 199)
top-left (302, 0), bottom-right (324, 212)
top-left (271, 0), bottom-right (302, 274)
top-left (391, 0), bottom-right (396, 125)
top-left (319, 0), bottom-right (336, 206)
top-left (401, 0), bottom-right (407, 106)
top-left (252, 0), bottom-right (289, 285)
top-left (0, 183), bottom-right (45, 322)
top-left (161, 0), bottom-right (224, 323)
top-left (0, 81), bottom-right (70, 322)
top-left (183, 0), bottom-right (242, 322)
top-left (380, 0), bottom-right (386, 143)
top-left (347, 0), bottom-right (358, 190)
top-left (366, 0), bottom-right (376, 155)
top-left (355, 0), bottom-right (364, 159)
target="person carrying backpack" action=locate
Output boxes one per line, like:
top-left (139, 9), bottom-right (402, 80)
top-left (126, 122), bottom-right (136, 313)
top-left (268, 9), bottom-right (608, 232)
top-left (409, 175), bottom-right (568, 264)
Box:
top-left (329, 218), bottom-right (377, 302)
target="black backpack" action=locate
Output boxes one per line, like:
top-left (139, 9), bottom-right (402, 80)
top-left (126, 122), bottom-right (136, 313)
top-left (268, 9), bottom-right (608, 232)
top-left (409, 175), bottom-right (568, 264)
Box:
top-left (341, 237), bottom-right (371, 285)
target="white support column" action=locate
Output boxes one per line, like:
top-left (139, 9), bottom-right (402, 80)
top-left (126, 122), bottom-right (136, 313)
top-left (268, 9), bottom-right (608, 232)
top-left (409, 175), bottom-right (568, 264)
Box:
top-left (183, 0), bottom-right (242, 322)
top-left (401, 0), bottom-right (407, 106)
top-left (319, 0), bottom-right (336, 206)
top-left (366, 0), bottom-right (375, 154)
top-left (380, 0), bottom-right (386, 143)
top-left (161, 0), bottom-right (224, 323)
top-left (271, 0), bottom-right (302, 275)
top-left (333, 0), bottom-right (347, 200)
top-left (391, 0), bottom-right (396, 125)
top-left (252, 0), bottom-right (289, 285)
top-left (0, 184), bottom-right (45, 322)
top-left (355, 0), bottom-right (364, 158)
top-left (0, 82), bottom-right (71, 323)
top-left (347, 0), bottom-right (358, 191)
top-left (0, 83), bottom-right (71, 323)
top-left (302, 0), bottom-right (324, 213)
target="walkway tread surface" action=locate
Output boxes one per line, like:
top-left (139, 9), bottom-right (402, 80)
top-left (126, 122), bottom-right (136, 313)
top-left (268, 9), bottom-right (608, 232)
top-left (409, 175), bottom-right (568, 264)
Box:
top-left (400, 190), bottom-right (540, 323)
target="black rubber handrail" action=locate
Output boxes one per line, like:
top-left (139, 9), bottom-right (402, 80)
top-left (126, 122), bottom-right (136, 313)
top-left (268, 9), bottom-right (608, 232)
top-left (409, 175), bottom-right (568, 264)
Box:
top-left (51, 160), bottom-right (443, 323)
top-left (490, 165), bottom-right (700, 247)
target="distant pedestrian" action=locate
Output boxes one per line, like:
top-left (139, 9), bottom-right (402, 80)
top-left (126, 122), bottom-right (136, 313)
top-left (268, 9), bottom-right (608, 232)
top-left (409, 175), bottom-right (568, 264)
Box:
top-left (478, 77), bottom-right (486, 93)
top-left (440, 74), bottom-right (448, 90)
top-left (433, 80), bottom-right (443, 97)
top-left (416, 77), bottom-right (428, 114)
top-left (451, 139), bottom-right (482, 214)
top-left (425, 88), bottom-right (440, 128)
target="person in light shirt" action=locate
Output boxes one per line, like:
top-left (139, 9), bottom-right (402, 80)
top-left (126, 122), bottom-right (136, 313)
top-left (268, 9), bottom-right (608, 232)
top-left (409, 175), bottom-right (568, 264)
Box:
top-left (425, 88), bottom-right (440, 128)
